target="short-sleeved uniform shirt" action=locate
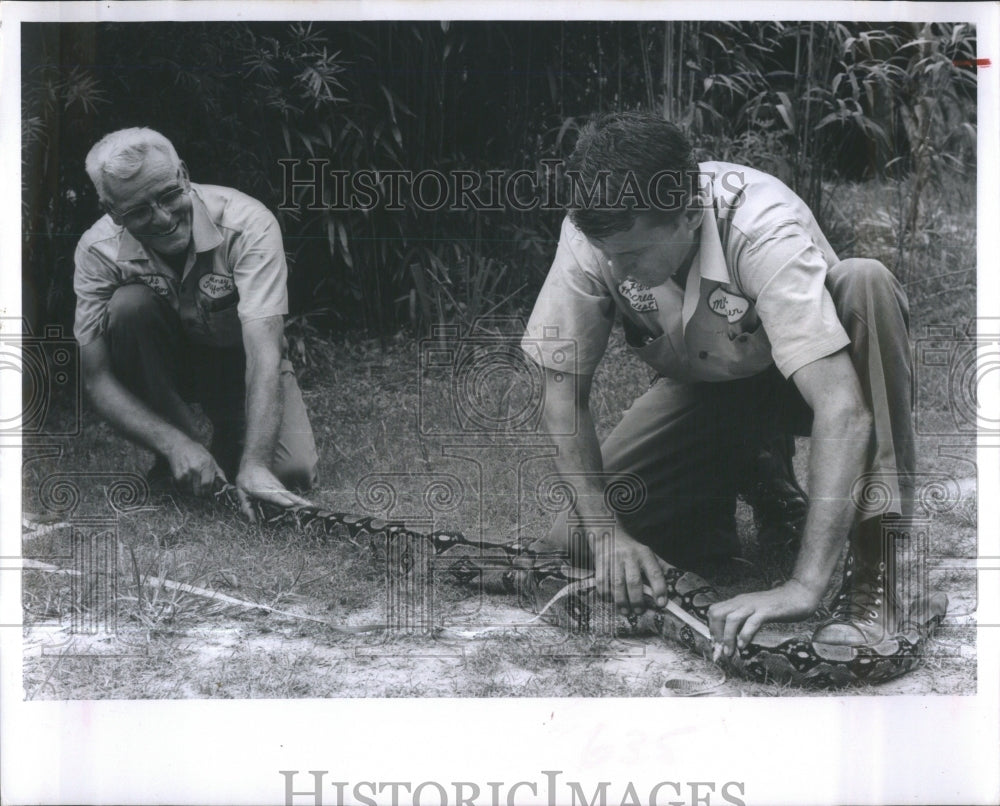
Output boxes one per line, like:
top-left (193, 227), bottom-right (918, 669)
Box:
top-left (73, 183), bottom-right (288, 348)
top-left (522, 162), bottom-right (851, 383)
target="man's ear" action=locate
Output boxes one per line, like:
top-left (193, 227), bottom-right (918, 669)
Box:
top-left (179, 161), bottom-right (190, 185)
top-left (684, 205), bottom-right (705, 230)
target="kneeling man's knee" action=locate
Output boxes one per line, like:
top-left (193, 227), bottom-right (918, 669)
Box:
top-left (847, 257), bottom-right (892, 280)
top-left (106, 283), bottom-right (167, 334)
top-left (828, 257), bottom-right (907, 308)
top-left (830, 258), bottom-right (896, 288)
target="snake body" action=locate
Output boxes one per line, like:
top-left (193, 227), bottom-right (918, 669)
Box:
top-left (217, 484), bottom-right (947, 689)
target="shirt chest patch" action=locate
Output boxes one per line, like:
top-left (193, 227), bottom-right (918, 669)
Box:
top-left (708, 286), bottom-right (751, 323)
top-left (198, 273), bottom-right (236, 299)
top-left (617, 279), bottom-right (659, 313)
top-left (135, 274), bottom-right (173, 299)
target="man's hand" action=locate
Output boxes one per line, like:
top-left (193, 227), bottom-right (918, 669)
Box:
top-left (235, 463), bottom-right (311, 521)
top-left (591, 530), bottom-right (669, 615)
top-left (707, 579), bottom-right (822, 658)
top-left (165, 438), bottom-right (227, 496)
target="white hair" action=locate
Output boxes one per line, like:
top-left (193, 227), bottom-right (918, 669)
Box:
top-left (84, 127), bottom-right (181, 203)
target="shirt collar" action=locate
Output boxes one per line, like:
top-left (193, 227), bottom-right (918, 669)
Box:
top-left (683, 197), bottom-right (730, 326)
top-left (693, 194), bottom-right (729, 284)
top-left (114, 185), bottom-right (224, 263)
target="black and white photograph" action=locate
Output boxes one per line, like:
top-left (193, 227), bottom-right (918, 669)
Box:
top-left (2, 1), bottom-right (998, 804)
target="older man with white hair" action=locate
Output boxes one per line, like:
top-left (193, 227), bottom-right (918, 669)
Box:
top-left (74, 127), bottom-right (318, 516)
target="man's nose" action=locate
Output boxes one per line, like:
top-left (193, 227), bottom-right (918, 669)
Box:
top-left (148, 203), bottom-right (174, 226)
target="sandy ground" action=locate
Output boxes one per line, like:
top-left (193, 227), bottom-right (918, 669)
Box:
top-left (21, 581), bottom-right (975, 699)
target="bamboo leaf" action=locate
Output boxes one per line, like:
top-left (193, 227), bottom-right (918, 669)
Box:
top-left (815, 111), bottom-right (845, 129)
top-left (775, 91), bottom-right (795, 127)
top-left (775, 102), bottom-right (794, 132)
top-left (555, 116), bottom-right (578, 149)
top-left (336, 220), bottom-right (353, 269)
top-left (379, 83), bottom-right (397, 124)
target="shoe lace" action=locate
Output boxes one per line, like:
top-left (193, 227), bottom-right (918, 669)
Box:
top-left (830, 560), bottom-right (886, 625)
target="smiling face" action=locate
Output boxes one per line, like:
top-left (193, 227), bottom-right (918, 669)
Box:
top-left (102, 150), bottom-right (193, 257)
top-left (594, 208), bottom-right (704, 287)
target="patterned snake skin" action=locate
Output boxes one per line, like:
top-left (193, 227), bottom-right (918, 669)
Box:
top-left (216, 483), bottom-right (947, 689)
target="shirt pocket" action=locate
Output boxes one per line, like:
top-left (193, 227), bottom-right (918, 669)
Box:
top-left (197, 273), bottom-right (242, 347)
top-left (685, 300), bottom-right (774, 380)
top-left (622, 317), bottom-right (694, 381)
top-left (718, 312), bottom-right (773, 376)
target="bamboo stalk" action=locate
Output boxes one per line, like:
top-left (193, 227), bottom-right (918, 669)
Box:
top-left (663, 22), bottom-right (673, 119)
top-left (638, 23), bottom-right (654, 111)
top-left (677, 21), bottom-right (685, 122)
top-left (617, 25), bottom-right (622, 110)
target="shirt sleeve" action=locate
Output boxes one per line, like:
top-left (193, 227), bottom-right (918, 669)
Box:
top-left (738, 221), bottom-right (851, 378)
top-left (229, 206), bottom-right (289, 322)
top-left (72, 239), bottom-right (120, 346)
top-left (521, 216), bottom-right (615, 376)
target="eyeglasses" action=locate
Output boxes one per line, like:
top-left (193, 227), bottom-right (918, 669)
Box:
top-left (110, 184), bottom-right (189, 229)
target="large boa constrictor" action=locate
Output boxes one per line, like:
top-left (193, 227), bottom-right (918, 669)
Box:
top-left (216, 484), bottom-right (947, 689)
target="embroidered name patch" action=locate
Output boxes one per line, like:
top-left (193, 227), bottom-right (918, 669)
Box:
top-left (198, 273), bottom-right (236, 299)
top-left (708, 286), bottom-right (751, 323)
top-left (618, 279), bottom-right (658, 313)
top-left (136, 275), bottom-right (172, 299)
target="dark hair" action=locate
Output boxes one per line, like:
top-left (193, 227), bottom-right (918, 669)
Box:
top-left (565, 112), bottom-right (699, 239)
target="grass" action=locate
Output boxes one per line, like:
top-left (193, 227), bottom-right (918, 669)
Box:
top-left (20, 171), bottom-right (979, 699)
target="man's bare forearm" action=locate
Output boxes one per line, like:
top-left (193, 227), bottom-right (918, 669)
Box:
top-left (541, 370), bottom-right (609, 522)
top-left (81, 339), bottom-right (199, 456)
top-left (784, 349), bottom-right (875, 600)
top-left (707, 350), bottom-right (875, 653)
top-left (231, 317), bottom-right (313, 510)
top-left (240, 350), bottom-right (282, 469)
top-left (87, 371), bottom-right (194, 454)
top-left (541, 367), bottom-right (671, 611)
top-left (791, 404), bottom-right (873, 597)
top-left (239, 317), bottom-right (285, 470)
top-left (548, 408), bottom-right (610, 522)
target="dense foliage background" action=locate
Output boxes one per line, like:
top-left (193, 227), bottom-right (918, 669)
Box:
top-left (22, 21), bottom-right (977, 342)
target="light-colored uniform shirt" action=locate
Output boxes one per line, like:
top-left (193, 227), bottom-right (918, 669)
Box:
top-left (522, 161), bottom-right (851, 382)
top-left (73, 183), bottom-right (288, 348)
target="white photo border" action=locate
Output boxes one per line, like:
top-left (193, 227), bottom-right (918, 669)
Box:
top-left (2, 2), bottom-right (997, 805)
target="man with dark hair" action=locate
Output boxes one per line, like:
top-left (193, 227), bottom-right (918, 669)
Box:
top-left (522, 112), bottom-right (914, 655)
top-left (74, 127), bottom-right (318, 517)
